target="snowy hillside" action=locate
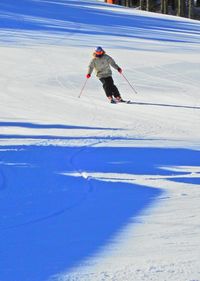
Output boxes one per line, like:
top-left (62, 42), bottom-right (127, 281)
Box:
top-left (0, 0), bottom-right (200, 281)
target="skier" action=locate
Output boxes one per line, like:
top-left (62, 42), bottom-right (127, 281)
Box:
top-left (86, 46), bottom-right (125, 103)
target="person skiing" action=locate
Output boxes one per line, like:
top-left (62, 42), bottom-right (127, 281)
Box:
top-left (86, 46), bottom-right (125, 103)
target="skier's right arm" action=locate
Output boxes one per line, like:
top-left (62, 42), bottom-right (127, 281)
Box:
top-left (86, 59), bottom-right (95, 78)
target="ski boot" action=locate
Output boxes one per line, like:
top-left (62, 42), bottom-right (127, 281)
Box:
top-left (108, 97), bottom-right (116, 104)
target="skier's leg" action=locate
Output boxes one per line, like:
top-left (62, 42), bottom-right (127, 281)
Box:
top-left (100, 77), bottom-right (114, 102)
top-left (110, 77), bottom-right (123, 101)
top-left (113, 87), bottom-right (122, 101)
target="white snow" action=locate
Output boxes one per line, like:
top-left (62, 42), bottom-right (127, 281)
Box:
top-left (0, 0), bottom-right (200, 281)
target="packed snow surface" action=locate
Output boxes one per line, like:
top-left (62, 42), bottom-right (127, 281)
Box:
top-left (0, 0), bottom-right (200, 280)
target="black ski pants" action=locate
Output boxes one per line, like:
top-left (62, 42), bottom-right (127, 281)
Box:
top-left (99, 76), bottom-right (121, 99)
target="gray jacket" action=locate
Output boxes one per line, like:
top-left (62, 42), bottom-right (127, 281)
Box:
top-left (87, 53), bottom-right (120, 79)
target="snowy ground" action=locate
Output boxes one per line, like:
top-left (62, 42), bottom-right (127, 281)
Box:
top-left (0, 1), bottom-right (200, 281)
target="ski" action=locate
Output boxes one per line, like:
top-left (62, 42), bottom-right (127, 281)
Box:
top-left (122, 100), bottom-right (132, 104)
top-left (110, 99), bottom-right (133, 104)
top-left (116, 100), bottom-right (132, 104)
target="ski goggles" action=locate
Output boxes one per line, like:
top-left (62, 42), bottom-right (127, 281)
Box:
top-left (95, 50), bottom-right (103, 55)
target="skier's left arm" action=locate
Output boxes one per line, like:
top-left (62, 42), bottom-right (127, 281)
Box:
top-left (107, 55), bottom-right (122, 73)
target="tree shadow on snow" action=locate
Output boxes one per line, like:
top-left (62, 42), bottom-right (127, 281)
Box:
top-left (0, 0), bottom-right (200, 45)
top-left (0, 122), bottom-right (200, 281)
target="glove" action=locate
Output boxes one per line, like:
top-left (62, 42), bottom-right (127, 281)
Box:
top-left (118, 68), bottom-right (122, 73)
top-left (86, 74), bottom-right (91, 78)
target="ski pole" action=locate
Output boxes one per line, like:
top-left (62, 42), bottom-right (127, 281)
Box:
top-left (78, 78), bottom-right (88, 98)
top-left (121, 73), bottom-right (138, 94)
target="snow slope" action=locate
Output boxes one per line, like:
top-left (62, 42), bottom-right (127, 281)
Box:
top-left (0, 0), bottom-right (200, 281)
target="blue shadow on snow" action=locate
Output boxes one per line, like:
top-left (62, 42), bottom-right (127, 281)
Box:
top-left (0, 123), bottom-right (200, 281)
top-left (0, 121), bottom-right (118, 130)
top-left (0, 0), bottom-right (200, 44)
top-left (169, 177), bottom-right (200, 185)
